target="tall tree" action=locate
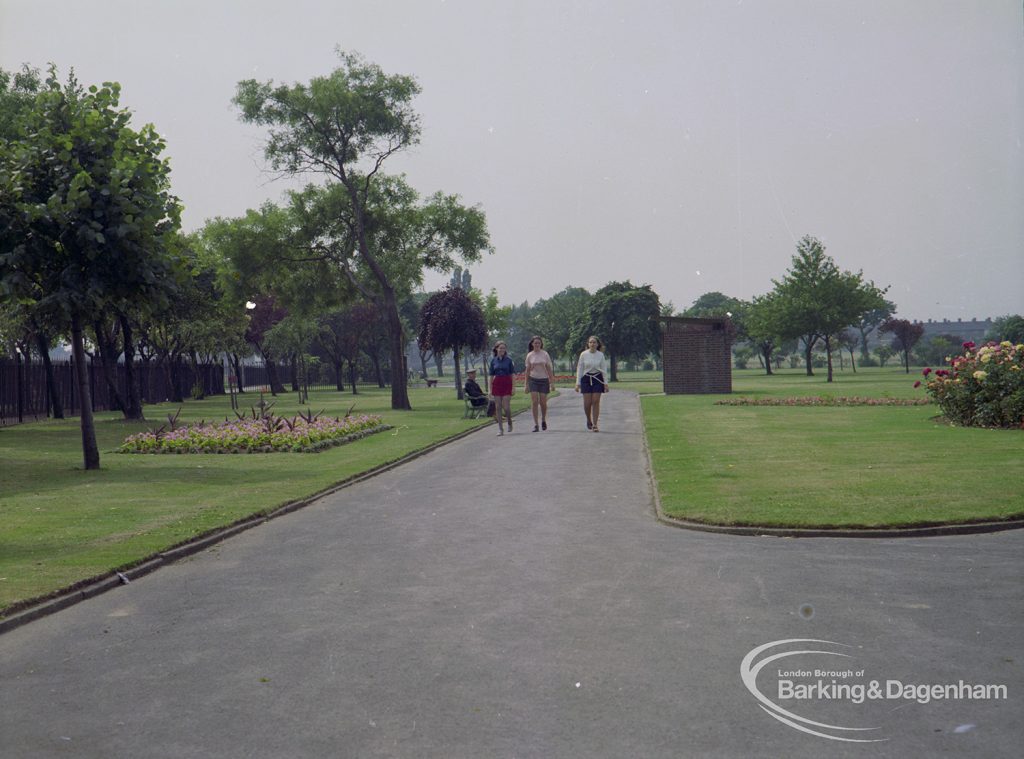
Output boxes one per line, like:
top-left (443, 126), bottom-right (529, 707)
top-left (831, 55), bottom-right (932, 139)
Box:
top-left (768, 236), bottom-right (887, 381)
top-left (985, 314), bottom-right (1024, 344)
top-left (244, 294), bottom-right (289, 394)
top-left (880, 318), bottom-right (925, 373)
top-left (854, 300), bottom-right (896, 362)
top-left (0, 68), bottom-right (181, 468)
top-left (747, 293), bottom-right (784, 375)
top-left (570, 281), bottom-right (661, 381)
top-left (531, 286), bottom-right (591, 362)
top-left (234, 50), bottom-right (491, 410)
top-left (417, 286), bottom-right (487, 400)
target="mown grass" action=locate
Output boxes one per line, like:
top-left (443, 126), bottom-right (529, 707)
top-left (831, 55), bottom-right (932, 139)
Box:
top-left (641, 367), bottom-right (1024, 527)
top-left (0, 385), bottom-right (530, 613)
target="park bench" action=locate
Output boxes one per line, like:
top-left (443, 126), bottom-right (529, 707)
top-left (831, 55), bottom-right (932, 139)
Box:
top-left (464, 395), bottom-right (488, 419)
top-left (425, 379), bottom-right (438, 388)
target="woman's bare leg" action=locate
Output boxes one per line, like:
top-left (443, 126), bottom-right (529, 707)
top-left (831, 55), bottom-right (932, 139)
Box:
top-left (531, 392), bottom-right (541, 427)
top-left (583, 393), bottom-right (593, 427)
top-left (591, 393), bottom-right (602, 430)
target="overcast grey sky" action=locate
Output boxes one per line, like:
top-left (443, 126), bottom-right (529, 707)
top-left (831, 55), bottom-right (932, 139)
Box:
top-left (2, 0), bottom-right (1021, 321)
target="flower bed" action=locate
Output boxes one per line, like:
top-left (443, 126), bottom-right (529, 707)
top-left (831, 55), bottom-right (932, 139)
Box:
top-left (715, 396), bottom-right (932, 407)
top-left (918, 341), bottom-right (1024, 428)
top-left (119, 412), bottom-right (391, 454)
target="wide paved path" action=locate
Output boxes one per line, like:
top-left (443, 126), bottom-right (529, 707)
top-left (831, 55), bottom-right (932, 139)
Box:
top-left (1, 391), bottom-right (1021, 758)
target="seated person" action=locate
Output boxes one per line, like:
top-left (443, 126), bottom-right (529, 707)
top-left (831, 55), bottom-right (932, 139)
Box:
top-left (464, 369), bottom-right (487, 406)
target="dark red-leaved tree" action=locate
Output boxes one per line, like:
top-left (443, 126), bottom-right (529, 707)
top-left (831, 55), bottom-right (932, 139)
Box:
top-left (417, 287), bottom-right (487, 400)
top-left (245, 294), bottom-right (288, 394)
top-left (880, 318), bottom-right (925, 373)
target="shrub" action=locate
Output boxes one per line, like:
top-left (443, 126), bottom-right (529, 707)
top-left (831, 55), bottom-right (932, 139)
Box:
top-left (917, 341), bottom-right (1024, 428)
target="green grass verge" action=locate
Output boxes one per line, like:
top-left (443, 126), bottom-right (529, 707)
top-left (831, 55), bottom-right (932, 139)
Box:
top-left (0, 385), bottom-right (530, 613)
top-left (642, 368), bottom-right (1024, 528)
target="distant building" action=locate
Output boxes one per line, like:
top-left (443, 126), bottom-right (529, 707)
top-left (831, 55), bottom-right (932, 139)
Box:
top-left (865, 317), bottom-right (994, 349)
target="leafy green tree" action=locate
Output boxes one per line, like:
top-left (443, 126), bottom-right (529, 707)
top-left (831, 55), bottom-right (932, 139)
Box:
top-left (0, 65), bottom-right (41, 139)
top-left (234, 50), bottom-right (491, 410)
top-left (854, 300), bottom-right (895, 361)
top-left (915, 333), bottom-right (963, 367)
top-left (768, 236), bottom-right (887, 381)
top-left (985, 314), bottom-right (1024, 344)
top-left (531, 286), bottom-right (591, 361)
top-left (0, 68), bottom-right (181, 467)
top-left (503, 300), bottom-right (538, 358)
top-left (747, 293), bottom-right (784, 375)
top-left (880, 318), bottom-right (925, 373)
top-left (569, 281), bottom-right (661, 381)
top-left (417, 286), bottom-right (487, 400)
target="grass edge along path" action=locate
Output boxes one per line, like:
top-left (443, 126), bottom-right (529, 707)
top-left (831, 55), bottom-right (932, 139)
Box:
top-left (0, 386), bottom-right (533, 619)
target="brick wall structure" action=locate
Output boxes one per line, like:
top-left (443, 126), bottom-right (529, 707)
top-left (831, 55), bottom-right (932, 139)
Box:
top-left (659, 316), bottom-right (732, 394)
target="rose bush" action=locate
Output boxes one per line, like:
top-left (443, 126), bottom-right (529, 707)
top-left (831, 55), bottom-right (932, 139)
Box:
top-left (918, 341), bottom-right (1024, 428)
top-left (119, 413), bottom-right (390, 454)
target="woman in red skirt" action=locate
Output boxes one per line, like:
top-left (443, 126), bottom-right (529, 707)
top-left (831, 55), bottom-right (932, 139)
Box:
top-left (489, 341), bottom-right (516, 435)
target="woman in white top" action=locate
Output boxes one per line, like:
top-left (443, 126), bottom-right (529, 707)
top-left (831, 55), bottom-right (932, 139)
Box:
top-left (524, 336), bottom-right (556, 432)
top-left (575, 335), bottom-right (609, 432)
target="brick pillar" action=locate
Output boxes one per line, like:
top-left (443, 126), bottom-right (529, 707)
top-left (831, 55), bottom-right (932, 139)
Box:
top-left (660, 317), bottom-right (732, 394)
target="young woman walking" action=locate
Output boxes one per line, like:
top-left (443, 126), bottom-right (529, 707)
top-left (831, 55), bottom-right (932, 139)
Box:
top-left (524, 336), bottom-right (555, 432)
top-left (575, 335), bottom-right (609, 432)
top-left (489, 340), bottom-right (516, 435)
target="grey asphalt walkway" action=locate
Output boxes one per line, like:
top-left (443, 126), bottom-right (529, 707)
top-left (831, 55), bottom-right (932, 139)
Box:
top-left (1, 391), bottom-right (1021, 758)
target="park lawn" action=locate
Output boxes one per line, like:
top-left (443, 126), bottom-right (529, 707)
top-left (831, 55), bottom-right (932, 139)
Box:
top-left (0, 385), bottom-right (530, 614)
top-left (642, 367), bottom-right (1024, 527)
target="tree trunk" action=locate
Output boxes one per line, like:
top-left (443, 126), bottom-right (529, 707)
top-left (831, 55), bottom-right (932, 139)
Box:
top-left (760, 344), bottom-right (774, 376)
top-left (289, 353), bottom-right (300, 392)
top-left (231, 354), bottom-right (246, 394)
top-left (418, 349), bottom-right (431, 380)
top-left (119, 314), bottom-right (144, 419)
top-left (261, 351), bottom-right (287, 395)
top-left (348, 360), bottom-right (358, 394)
top-left (372, 350), bottom-right (385, 389)
top-left (609, 353), bottom-right (618, 382)
top-left (382, 289), bottom-right (411, 410)
top-left (454, 347), bottom-right (464, 400)
top-left (859, 327), bottom-right (872, 363)
top-left (825, 336), bottom-right (834, 382)
top-left (169, 355), bottom-right (185, 403)
top-left (188, 350), bottom-right (206, 400)
top-left (71, 314), bottom-right (100, 470)
top-left (33, 326), bottom-right (64, 419)
top-left (803, 337), bottom-right (815, 376)
top-left (93, 319), bottom-right (127, 412)
top-left (334, 360), bottom-right (345, 391)
top-left (434, 351), bottom-right (444, 376)
top-left (847, 348), bottom-right (857, 373)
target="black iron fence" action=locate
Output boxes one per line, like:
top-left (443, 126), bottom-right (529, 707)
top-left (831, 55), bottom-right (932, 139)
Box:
top-left (0, 358), bottom-right (224, 426)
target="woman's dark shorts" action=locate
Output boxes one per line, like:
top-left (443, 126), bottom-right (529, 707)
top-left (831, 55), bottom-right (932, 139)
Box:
top-left (527, 377), bottom-right (550, 394)
top-left (580, 373), bottom-right (605, 393)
